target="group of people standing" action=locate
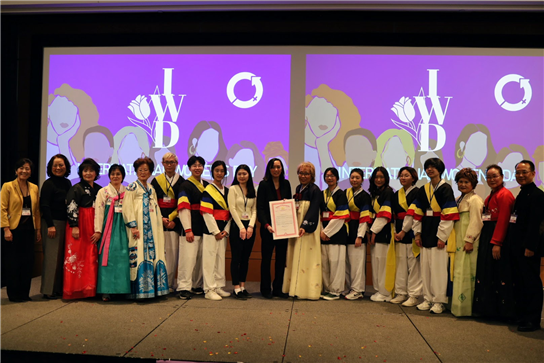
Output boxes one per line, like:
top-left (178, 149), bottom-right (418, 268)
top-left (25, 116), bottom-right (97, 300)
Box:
top-left (1, 153), bottom-right (542, 332)
top-left (282, 158), bottom-right (543, 333)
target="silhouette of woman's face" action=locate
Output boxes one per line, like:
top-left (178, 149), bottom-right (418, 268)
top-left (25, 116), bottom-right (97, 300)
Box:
top-left (305, 97), bottom-right (339, 138)
top-left (381, 136), bottom-right (409, 168)
top-left (194, 128), bottom-right (219, 163)
top-left (48, 96), bottom-right (79, 135)
top-left (345, 135), bottom-right (375, 168)
top-left (463, 131), bottom-right (488, 166)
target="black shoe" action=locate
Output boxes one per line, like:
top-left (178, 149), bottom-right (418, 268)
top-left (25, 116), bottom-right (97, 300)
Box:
top-left (178, 290), bottom-right (192, 300)
top-left (262, 292), bottom-right (273, 299)
top-left (273, 291), bottom-right (289, 299)
top-left (43, 294), bottom-right (60, 300)
top-left (22, 296), bottom-right (32, 301)
top-left (517, 322), bottom-right (541, 332)
top-left (191, 287), bottom-right (204, 295)
top-left (241, 289), bottom-right (252, 299)
top-left (233, 291), bottom-right (247, 300)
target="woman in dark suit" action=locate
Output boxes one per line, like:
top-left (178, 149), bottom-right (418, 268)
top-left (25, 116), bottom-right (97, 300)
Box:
top-left (257, 158), bottom-right (292, 299)
top-left (40, 154), bottom-right (72, 299)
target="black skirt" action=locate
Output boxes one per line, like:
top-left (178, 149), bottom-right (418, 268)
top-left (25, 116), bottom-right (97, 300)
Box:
top-left (472, 221), bottom-right (515, 319)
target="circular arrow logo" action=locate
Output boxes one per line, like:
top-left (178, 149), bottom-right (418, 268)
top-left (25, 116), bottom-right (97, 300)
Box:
top-left (494, 74), bottom-right (532, 112)
top-left (227, 72), bottom-right (263, 109)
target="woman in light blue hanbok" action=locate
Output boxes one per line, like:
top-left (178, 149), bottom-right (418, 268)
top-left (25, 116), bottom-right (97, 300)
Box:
top-left (94, 164), bottom-right (131, 301)
top-left (122, 157), bottom-right (168, 299)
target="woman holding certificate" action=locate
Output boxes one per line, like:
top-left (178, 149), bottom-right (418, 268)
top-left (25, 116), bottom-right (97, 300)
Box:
top-left (283, 162), bottom-right (322, 300)
top-left (320, 167), bottom-right (350, 301)
top-left (228, 164), bottom-right (257, 300)
top-left (257, 158), bottom-right (292, 299)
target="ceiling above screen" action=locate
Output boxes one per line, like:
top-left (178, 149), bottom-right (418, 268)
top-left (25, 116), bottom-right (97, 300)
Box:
top-left (2, 0), bottom-right (543, 14)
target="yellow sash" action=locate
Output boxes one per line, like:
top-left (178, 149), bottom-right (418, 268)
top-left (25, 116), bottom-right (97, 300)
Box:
top-left (424, 183), bottom-right (442, 212)
top-left (188, 176), bottom-right (205, 193)
top-left (205, 184), bottom-right (228, 210)
top-left (154, 173), bottom-right (176, 199)
top-left (346, 188), bottom-right (359, 212)
top-left (323, 189), bottom-right (337, 212)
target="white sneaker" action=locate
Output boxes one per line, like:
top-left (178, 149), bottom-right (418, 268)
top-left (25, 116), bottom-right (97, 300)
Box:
top-left (417, 300), bottom-right (432, 311)
top-left (370, 293), bottom-right (391, 302)
top-left (402, 296), bottom-right (419, 307)
top-left (205, 290), bottom-right (222, 301)
top-left (430, 303), bottom-right (445, 314)
top-left (344, 290), bottom-right (364, 300)
top-left (390, 294), bottom-right (407, 304)
top-left (215, 288), bottom-right (231, 297)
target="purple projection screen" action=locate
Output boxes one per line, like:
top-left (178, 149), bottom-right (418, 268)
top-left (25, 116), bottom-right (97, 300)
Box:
top-left (43, 53), bottom-right (291, 185)
top-left (305, 54), bottom-right (544, 195)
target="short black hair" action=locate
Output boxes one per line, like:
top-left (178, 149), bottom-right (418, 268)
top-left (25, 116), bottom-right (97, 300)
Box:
top-left (187, 155), bottom-right (205, 168)
top-left (349, 168), bottom-right (364, 180)
top-left (15, 158), bottom-right (34, 172)
top-left (211, 160), bottom-right (227, 182)
top-left (485, 164), bottom-right (503, 176)
top-left (424, 158), bottom-right (446, 176)
top-left (398, 166), bottom-right (418, 186)
top-left (46, 154), bottom-right (71, 178)
top-left (78, 158), bottom-right (101, 181)
top-left (515, 159), bottom-right (535, 172)
top-left (323, 167), bottom-right (340, 182)
top-left (108, 164), bottom-right (126, 181)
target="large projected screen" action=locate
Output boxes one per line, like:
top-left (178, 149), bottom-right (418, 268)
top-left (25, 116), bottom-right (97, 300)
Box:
top-left (305, 53), bottom-right (544, 196)
top-left (42, 47), bottom-right (544, 197)
top-left (44, 52), bottom-right (291, 185)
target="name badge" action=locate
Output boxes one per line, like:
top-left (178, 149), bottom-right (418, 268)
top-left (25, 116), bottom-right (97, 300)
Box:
top-left (163, 196), bottom-right (171, 203)
top-left (21, 208), bottom-right (31, 216)
top-left (295, 201), bottom-right (300, 210)
top-left (115, 206), bottom-right (123, 213)
top-left (481, 213), bottom-right (491, 221)
top-left (322, 211), bottom-right (330, 218)
top-left (241, 212), bottom-right (249, 219)
top-left (426, 209), bottom-right (434, 217)
top-left (509, 214), bottom-right (517, 223)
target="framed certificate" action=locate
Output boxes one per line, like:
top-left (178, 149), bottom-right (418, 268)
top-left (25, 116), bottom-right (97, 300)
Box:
top-left (269, 199), bottom-right (299, 240)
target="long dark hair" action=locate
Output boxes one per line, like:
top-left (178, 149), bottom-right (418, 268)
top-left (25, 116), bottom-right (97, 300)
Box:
top-left (369, 166), bottom-right (390, 198)
top-left (231, 164), bottom-right (256, 198)
top-left (263, 158), bottom-right (286, 182)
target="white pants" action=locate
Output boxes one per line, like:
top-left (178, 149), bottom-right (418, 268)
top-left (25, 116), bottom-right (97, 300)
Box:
top-left (346, 244), bottom-right (366, 293)
top-left (176, 235), bottom-right (203, 291)
top-left (420, 246), bottom-right (448, 304)
top-left (164, 231), bottom-right (180, 291)
top-left (321, 244), bottom-right (346, 295)
top-left (394, 243), bottom-right (422, 297)
top-left (370, 243), bottom-right (390, 297)
top-left (202, 233), bottom-right (227, 292)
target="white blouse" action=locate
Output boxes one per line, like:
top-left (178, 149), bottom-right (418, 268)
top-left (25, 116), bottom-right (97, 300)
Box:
top-left (228, 185), bottom-right (257, 230)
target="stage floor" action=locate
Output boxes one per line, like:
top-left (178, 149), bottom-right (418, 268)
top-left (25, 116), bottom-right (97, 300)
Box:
top-left (1, 277), bottom-right (543, 363)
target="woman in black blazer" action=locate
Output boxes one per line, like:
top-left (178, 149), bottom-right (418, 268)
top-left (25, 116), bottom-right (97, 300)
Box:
top-left (257, 158), bottom-right (292, 299)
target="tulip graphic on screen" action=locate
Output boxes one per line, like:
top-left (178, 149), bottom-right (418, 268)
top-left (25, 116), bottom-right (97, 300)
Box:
top-left (128, 95), bottom-right (155, 141)
top-left (391, 96), bottom-right (421, 145)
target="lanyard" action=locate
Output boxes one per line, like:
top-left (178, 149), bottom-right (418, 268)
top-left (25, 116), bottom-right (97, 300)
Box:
top-left (239, 185), bottom-right (248, 212)
top-left (165, 174), bottom-right (176, 196)
top-left (427, 180), bottom-right (441, 206)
